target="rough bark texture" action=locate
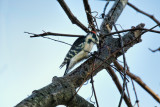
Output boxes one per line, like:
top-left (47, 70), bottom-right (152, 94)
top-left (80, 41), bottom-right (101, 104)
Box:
top-left (15, 0), bottom-right (151, 107)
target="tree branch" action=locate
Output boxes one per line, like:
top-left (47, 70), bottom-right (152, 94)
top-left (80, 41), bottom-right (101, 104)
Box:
top-left (100, 0), bottom-right (128, 34)
top-left (16, 76), bottom-right (95, 107)
top-left (103, 27), bottom-right (160, 37)
top-left (83, 0), bottom-right (96, 31)
top-left (24, 32), bottom-right (84, 38)
top-left (149, 47), bottom-right (160, 52)
top-left (67, 23), bottom-right (144, 88)
top-left (57, 0), bottom-right (89, 32)
top-left (106, 67), bottom-right (132, 107)
top-left (113, 60), bottom-right (160, 103)
top-left (127, 2), bottom-right (160, 27)
top-left (16, 0), bottom-right (150, 106)
top-left (17, 22), bottom-right (145, 106)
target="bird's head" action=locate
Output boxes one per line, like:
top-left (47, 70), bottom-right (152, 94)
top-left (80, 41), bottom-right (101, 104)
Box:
top-left (86, 31), bottom-right (99, 45)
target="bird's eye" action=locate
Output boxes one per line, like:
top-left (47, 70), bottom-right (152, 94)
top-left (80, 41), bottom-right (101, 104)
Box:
top-left (87, 39), bottom-right (92, 43)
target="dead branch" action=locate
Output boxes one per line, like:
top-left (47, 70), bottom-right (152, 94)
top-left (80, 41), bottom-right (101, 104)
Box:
top-left (127, 2), bottom-right (160, 27)
top-left (149, 47), bottom-right (160, 52)
top-left (103, 26), bottom-right (160, 37)
top-left (90, 74), bottom-right (99, 107)
top-left (83, 0), bottom-right (96, 31)
top-left (57, 0), bottom-right (89, 32)
top-left (113, 24), bottom-right (128, 107)
top-left (106, 67), bottom-right (132, 107)
top-left (100, 0), bottom-right (128, 34)
top-left (24, 32), bottom-right (84, 38)
top-left (40, 36), bottom-right (72, 46)
top-left (131, 79), bottom-right (140, 107)
top-left (113, 60), bottom-right (160, 103)
top-left (25, 25), bottom-right (160, 39)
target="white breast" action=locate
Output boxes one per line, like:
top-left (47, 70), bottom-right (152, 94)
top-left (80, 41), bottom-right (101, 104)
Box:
top-left (68, 42), bottom-right (94, 71)
top-left (84, 42), bottom-right (94, 52)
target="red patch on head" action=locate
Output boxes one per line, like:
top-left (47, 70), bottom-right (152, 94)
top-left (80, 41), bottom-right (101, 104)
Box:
top-left (91, 31), bottom-right (96, 34)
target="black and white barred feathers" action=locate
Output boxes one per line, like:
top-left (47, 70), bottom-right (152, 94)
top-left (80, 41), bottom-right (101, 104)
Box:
top-left (60, 31), bottom-right (99, 76)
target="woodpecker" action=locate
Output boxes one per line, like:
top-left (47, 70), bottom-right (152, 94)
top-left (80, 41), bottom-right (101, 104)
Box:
top-left (60, 31), bottom-right (99, 76)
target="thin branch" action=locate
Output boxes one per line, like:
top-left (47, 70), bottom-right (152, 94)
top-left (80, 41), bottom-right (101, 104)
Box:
top-left (131, 79), bottom-right (139, 107)
top-left (106, 67), bottom-right (132, 107)
top-left (25, 25), bottom-right (160, 39)
top-left (83, 0), bottom-right (96, 31)
top-left (101, 1), bottom-right (110, 19)
top-left (113, 60), bottom-right (160, 103)
top-left (24, 32), bottom-right (84, 38)
top-left (90, 88), bottom-right (95, 104)
top-left (103, 26), bottom-right (160, 37)
top-left (149, 47), bottom-right (160, 52)
top-left (90, 53), bottom-right (127, 79)
top-left (127, 2), bottom-right (160, 27)
top-left (91, 75), bottom-right (99, 107)
top-left (91, 59), bottom-right (99, 107)
top-left (57, 0), bottom-right (89, 32)
top-left (41, 36), bottom-right (72, 46)
top-left (114, 25), bottom-right (127, 107)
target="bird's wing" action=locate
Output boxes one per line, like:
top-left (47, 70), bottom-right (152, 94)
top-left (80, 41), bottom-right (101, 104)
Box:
top-left (64, 36), bottom-right (86, 61)
top-left (59, 36), bottom-right (85, 68)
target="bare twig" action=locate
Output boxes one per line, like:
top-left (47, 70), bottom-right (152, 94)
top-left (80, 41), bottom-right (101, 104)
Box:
top-left (123, 24), bottom-right (159, 49)
top-left (90, 59), bottom-right (99, 107)
top-left (149, 47), bottom-right (160, 52)
top-left (25, 25), bottom-right (160, 39)
top-left (106, 67), bottom-right (132, 107)
top-left (90, 88), bottom-right (95, 104)
top-left (91, 75), bottom-right (99, 107)
top-left (114, 60), bottom-right (160, 103)
top-left (125, 84), bottom-right (130, 102)
top-left (127, 2), bottom-right (160, 27)
top-left (24, 32), bottom-right (84, 38)
top-left (90, 53), bottom-right (128, 79)
top-left (83, 0), bottom-right (96, 31)
top-left (113, 25), bottom-right (127, 107)
top-left (131, 79), bottom-right (139, 107)
top-left (101, 1), bottom-right (110, 19)
top-left (41, 36), bottom-right (72, 46)
top-left (57, 0), bottom-right (89, 32)
top-left (102, 26), bottom-right (160, 37)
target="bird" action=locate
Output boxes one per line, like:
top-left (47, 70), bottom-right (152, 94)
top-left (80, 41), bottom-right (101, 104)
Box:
top-left (60, 31), bottom-right (99, 76)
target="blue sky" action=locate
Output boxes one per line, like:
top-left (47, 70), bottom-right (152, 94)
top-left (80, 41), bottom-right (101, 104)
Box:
top-left (0, 0), bottom-right (160, 107)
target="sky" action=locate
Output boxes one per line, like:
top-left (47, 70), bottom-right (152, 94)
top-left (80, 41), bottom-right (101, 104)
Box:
top-left (0, 0), bottom-right (160, 107)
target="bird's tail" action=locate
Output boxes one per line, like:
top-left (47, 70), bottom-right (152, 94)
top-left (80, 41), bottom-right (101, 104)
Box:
top-left (59, 62), bottom-right (66, 69)
top-left (63, 69), bottom-right (69, 76)
top-left (63, 61), bottom-right (70, 76)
